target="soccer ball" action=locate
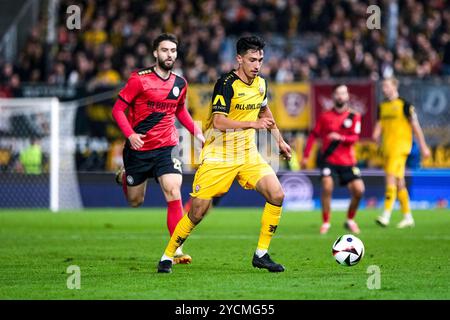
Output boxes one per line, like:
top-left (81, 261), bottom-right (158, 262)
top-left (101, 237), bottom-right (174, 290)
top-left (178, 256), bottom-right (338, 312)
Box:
top-left (332, 234), bottom-right (364, 266)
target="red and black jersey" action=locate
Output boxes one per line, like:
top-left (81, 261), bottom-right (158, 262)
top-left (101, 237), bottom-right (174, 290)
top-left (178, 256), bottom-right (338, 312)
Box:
top-left (117, 66), bottom-right (188, 151)
top-left (304, 108), bottom-right (361, 166)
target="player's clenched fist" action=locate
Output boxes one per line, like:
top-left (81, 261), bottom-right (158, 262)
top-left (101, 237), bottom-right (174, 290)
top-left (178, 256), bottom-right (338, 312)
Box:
top-left (128, 133), bottom-right (146, 150)
top-left (278, 140), bottom-right (292, 161)
top-left (253, 118), bottom-right (275, 129)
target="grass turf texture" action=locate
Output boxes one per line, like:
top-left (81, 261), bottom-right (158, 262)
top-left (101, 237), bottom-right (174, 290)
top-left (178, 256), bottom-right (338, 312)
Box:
top-left (0, 208), bottom-right (449, 299)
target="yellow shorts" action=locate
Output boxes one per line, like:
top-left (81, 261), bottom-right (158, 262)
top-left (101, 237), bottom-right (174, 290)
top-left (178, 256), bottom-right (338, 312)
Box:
top-left (190, 154), bottom-right (276, 199)
top-left (383, 154), bottom-right (408, 178)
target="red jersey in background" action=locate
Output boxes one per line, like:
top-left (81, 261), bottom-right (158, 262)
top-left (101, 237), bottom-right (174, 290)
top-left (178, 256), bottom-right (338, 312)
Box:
top-left (304, 109), bottom-right (361, 166)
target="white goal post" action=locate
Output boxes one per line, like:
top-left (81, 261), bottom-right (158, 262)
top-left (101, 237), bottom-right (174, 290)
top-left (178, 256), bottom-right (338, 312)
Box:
top-left (0, 97), bottom-right (82, 211)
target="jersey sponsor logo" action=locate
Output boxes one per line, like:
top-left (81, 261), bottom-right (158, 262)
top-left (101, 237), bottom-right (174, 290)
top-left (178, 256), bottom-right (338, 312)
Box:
top-left (212, 94), bottom-right (226, 106)
top-left (380, 114), bottom-right (399, 120)
top-left (235, 103), bottom-right (262, 110)
top-left (238, 92), bottom-right (245, 97)
top-left (147, 101), bottom-right (177, 111)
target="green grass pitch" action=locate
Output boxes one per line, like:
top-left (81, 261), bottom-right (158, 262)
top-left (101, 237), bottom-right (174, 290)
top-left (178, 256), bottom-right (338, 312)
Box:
top-left (0, 208), bottom-right (449, 299)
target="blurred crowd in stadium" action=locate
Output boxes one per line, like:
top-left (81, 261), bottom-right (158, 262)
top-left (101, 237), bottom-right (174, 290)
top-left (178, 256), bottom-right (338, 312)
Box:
top-left (0, 0), bottom-right (449, 94)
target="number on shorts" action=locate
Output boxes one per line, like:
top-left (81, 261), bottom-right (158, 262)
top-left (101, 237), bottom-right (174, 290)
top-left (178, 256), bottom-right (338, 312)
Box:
top-left (173, 158), bottom-right (182, 173)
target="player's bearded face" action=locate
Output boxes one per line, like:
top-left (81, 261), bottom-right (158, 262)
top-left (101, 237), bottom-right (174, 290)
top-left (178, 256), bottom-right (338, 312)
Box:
top-left (238, 49), bottom-right (264, 80)
top-left (333, 86), bottom-right (349, 108)
top-left (155, 41), bottom-right (177, 71)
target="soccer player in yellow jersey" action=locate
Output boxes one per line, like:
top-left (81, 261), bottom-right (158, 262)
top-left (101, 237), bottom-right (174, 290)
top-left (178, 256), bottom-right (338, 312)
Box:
top-left (157, 36), bottom-right (292, 273)
top-left (373, 77), bottom-right (431, 228)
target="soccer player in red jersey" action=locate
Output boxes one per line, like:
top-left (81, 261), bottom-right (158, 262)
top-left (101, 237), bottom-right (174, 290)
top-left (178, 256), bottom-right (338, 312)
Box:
top-left (302, 84), bottom-right (365, 234)
top-left (112, 33), bottom-right (205, 264)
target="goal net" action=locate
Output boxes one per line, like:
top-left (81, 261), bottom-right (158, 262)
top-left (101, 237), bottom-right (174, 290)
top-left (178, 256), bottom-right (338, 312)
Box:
top-left (0, 97), bottom-right (82, 211)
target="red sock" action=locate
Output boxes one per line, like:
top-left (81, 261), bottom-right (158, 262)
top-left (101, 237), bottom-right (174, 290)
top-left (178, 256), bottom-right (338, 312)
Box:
top-left (167, 199), bottom-right (184, 236)
top-left (347, 210), bottom-right (356, 220)
top-left (121, 172), bottom-right (128, 198)
top-left (322, 211), bottom-right (330, 223)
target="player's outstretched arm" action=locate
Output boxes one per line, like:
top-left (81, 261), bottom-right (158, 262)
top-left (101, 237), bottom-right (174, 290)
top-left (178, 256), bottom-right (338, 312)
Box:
top-left (212, 113), bottom-right (274, 131)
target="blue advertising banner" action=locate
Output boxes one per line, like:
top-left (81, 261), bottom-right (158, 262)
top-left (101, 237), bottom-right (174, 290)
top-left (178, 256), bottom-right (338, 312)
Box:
top-left (2, 170), bottom-right (447, 210)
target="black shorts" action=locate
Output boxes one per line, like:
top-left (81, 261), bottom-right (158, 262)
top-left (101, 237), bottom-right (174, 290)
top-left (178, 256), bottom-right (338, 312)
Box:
top-left (123, 145), bottom-right (182, 186)
top-left (320, 162), bottom-right (362, 186)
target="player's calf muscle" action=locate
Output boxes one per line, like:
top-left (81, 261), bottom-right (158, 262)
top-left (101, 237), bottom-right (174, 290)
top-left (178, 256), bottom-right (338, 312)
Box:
top-left (128, 196), bottom-right (144, 207)
top-left (188, 198), bottom-right (211, 224)
top-left (127, 186), bottom-right (146, 207)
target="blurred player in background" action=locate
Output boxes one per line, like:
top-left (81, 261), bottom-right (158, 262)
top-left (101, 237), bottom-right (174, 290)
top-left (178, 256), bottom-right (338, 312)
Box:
top-left (373, 77), bottom-right (430, 228)
top-left (112, 33), bottom-right (205, 264)
top-left (157, 36), bottom-right (292, 273)
top-left (302, 84), bottom-right (364, 234)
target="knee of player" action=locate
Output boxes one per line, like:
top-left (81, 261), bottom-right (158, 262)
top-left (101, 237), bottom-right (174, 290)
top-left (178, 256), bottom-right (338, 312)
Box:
top-left (165, 186), bottom-right (181, 200)
top-left (396, 179), bottom-right (406, 189)
top-left (353, 186), bottom-right (365, 198)
top-left (269, 189), bottom-right (285, 205)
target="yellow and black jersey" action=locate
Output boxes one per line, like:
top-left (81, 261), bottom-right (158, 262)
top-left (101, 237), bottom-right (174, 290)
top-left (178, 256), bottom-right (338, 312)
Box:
top-left (377, 97), bottom-right (415, 156)
top-left (201, 71), bottom-right (268, 163)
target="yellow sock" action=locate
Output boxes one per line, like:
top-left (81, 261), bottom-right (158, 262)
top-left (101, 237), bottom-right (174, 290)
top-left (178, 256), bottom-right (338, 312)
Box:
top-left (164, 214), bottom-right (195, 258)
top-left (384, 184), bottom-right (397, 212)
top-left (257, 202), bottom-right (282, 251)
top-left (397, 188), bottom-right (411, 214)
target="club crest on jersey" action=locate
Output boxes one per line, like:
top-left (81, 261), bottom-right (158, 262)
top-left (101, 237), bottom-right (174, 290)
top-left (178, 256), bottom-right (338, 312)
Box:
top-left (343, 118), bottom-right (353, 128)
top-left (172, 86), bottom-right (180, 97)
top-left (195, 184), bottom-right (201, 192)
top-left (259, 85), bottom-right (264, 95)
